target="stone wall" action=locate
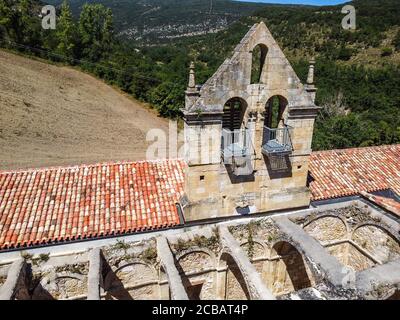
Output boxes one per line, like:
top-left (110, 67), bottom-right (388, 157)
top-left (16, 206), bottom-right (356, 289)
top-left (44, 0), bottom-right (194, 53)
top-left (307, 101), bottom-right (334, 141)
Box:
top-left (295, 205), bottom-right (400, 272)
top-left (229, 219), bottom-right (317, 296)
top-left (1, 201), bottom-right (399, 300)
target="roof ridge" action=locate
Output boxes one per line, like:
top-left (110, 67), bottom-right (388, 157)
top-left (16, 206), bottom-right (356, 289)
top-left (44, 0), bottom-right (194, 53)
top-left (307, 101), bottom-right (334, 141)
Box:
top-left (311, 144), bottom-right (400, 155)
top-left (0, 158), bottom-right (186, 174)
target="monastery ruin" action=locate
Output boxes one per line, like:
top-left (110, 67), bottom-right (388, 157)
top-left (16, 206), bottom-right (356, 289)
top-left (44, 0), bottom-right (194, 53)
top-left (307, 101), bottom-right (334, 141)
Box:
top-left (0, 22), bottom-right (399, 300)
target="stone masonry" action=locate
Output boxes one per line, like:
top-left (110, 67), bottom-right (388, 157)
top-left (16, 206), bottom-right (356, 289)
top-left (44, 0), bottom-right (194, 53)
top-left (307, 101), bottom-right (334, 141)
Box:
top-left (182, 22), bottom-right (320, 221)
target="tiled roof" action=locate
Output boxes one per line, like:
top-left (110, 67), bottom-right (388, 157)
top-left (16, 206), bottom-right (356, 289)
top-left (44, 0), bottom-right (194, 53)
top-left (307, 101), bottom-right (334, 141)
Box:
top-left (1, 144), bottom-right (399, 250)
top-left (0, 160), bottom-right (186, 250)
top-left (309, 145), bottom-right (400, 201)
top-left (360, 192), bottom-right (400, 217)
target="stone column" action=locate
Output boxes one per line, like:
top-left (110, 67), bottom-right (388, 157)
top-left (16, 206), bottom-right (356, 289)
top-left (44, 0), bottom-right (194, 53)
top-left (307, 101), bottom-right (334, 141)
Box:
top-left (156, 237), bottom-right (189, 300)
top-left (216, 264), bottom-right (227, 299)
top-left (87, 248), bottom-right (102, 300)
top-left (219, 226), bottom-right (275, 300)
top-left (0, 259), bottom-right (26, 300)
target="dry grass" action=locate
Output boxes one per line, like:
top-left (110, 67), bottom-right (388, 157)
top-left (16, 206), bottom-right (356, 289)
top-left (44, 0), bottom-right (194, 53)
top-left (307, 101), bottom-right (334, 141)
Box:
top-left (0, 50), bottom-right (170, 170)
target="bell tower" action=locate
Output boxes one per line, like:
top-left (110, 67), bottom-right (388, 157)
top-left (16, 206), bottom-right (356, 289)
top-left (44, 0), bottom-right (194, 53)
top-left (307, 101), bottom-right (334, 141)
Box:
top-left (182, 22), bottom-right (320, 221)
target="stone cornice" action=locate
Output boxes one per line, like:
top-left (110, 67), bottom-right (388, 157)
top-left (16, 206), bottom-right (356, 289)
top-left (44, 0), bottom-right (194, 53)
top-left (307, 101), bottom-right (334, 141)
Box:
top-left (288, 105), bottom-right (321, 120)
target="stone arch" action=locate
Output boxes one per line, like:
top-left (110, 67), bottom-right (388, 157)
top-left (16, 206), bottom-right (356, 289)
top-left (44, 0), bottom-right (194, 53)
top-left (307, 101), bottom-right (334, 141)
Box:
top-left (40, 274), bottom-right (87, 300)
top-left (267, 240), bottom-right (313, 295)
top-left (304, 215), bottom-right (349, 243)
top-left (218, 251), bottom-right (251, 300)
top-left (176, 248), bottom-right (216, 273)
top-left (264, 95), bottom-right (288, 129)
top-left (222, 97), bottom-right (248, 131)
top-left (240, 238), bottom-right (266, 260)
top-left (240, 239), bottom-right (266, 276)
top-left (352, 224), bottom-right (400, 264)
top-left (176, 248), bottom-right (217, 300)
top-left (250, 43), bottom-right (268, 84)
top-left (104, 260), bottom-right (158, 300)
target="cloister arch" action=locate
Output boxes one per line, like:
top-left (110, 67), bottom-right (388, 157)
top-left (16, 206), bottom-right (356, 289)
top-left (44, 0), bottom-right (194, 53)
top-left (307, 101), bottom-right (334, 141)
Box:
top-left (351, 224), bottom-right (400, 264)
top-left (103, 261), bottom-right (158, 300)
top-left (303, 215), bottom-right (349, 243)
top-left (266, 240), bottom-right (313, 296)
top-left (218, 252), bottom-right (251, 300)
top-left (176, 248), bottom-right (216, 300)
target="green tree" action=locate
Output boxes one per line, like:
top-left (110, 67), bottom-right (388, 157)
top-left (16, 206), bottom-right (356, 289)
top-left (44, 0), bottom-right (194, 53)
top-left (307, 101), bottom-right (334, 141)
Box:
top-left (56, 0), bottom-right (77, 59)
top-left (0, 0), bottom-right (13, 41)
top-left (393, 30), bottom-right (400, 51)
top-left (17, 0), bottom-right (41, 45)
top-left (148, 82), bottom-right (184, 118)
top-left (78, 4), bottom-right (113, 62)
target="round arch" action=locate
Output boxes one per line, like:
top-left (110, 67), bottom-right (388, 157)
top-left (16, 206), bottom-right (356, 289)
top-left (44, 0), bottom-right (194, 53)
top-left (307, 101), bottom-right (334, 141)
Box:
top-left (222, 97), bottom-right (248, 131)
top-left (268, 240), bottom-right (314, 294)
top-left (303, 214), bottom-right (350, 242)
top-left (218, 251), bottom-right (251, 300)
top-left (264, 95), bottom-right (288, 129)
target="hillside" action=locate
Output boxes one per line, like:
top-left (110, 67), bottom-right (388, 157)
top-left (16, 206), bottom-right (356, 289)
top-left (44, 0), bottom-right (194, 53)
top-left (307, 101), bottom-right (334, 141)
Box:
top-left (1, 0), bottom-right (399, 152)
top-left (45, 0), bottom-right (268, 42)
top-left (0, 50), bottom-right (168, 170)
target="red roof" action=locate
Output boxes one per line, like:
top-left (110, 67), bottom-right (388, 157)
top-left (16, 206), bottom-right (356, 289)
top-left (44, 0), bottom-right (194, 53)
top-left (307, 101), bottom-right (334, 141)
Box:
top-left (0, 160), bottom-right (186, 249)
top-left (1, 144), bottom-right (399, 250)
top-left (360, 192), bottom-right (400, 217)
top-left (309, 145), bottom-right (400, 201)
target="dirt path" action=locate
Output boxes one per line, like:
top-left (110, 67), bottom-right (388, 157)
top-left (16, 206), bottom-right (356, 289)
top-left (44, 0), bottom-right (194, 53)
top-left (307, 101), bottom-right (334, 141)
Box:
top-left (0, 50), bottom-right (170, 170)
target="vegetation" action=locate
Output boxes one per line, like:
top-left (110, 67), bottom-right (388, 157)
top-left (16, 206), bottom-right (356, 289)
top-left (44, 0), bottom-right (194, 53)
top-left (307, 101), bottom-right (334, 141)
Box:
top-left (0, 0), bottom-right (399, 150)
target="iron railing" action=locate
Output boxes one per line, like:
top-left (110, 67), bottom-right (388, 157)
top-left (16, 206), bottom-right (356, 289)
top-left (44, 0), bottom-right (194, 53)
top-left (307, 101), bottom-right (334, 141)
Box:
top-left (262, 125), bottom-right (293, 156)
top-left (221, 128), bottom-right (255, 176)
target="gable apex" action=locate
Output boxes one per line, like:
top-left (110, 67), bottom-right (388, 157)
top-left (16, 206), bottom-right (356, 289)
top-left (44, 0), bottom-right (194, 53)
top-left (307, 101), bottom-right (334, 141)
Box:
top-left (184, 22), bottom-right (317, 115)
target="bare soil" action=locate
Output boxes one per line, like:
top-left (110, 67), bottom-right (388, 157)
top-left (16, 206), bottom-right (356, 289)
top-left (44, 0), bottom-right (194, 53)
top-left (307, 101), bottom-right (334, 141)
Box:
top-left (0, 50), bottom-right (169, 170)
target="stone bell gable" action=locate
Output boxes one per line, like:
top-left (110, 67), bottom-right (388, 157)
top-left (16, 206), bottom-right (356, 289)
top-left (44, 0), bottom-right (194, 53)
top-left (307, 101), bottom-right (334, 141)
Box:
top-left (184, 22), bottom-right (317, 114)
top-left (182, 22), bottom-right (320, 221)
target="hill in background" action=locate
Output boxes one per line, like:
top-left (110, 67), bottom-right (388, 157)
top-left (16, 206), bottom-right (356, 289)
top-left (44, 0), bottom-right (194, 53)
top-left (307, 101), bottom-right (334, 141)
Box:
top-left (45, 0), bottom-right (268, 42)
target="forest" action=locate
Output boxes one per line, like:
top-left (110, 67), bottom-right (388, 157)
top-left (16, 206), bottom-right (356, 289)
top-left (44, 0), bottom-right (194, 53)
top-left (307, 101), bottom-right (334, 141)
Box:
top-left (0, 0), bottom-right (399, 150)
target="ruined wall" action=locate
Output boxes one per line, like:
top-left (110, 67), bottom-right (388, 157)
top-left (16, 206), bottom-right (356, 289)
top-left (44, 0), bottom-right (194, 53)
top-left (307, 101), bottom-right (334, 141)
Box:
top-left (102, 239), bottom-right (163, 300)
top-left (295, 205), bottom-right (400, 272)
top-left (1, 202), bottom-right (399, 301)
top-left (229, 219), bottom-right (317, 297)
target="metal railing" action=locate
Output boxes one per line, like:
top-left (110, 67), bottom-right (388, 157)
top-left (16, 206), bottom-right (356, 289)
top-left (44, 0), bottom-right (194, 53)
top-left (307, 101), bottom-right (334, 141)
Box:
top-left (221, 128), bottom-right (255, 175)
top-left (262, 125), bottom-right (293, 155)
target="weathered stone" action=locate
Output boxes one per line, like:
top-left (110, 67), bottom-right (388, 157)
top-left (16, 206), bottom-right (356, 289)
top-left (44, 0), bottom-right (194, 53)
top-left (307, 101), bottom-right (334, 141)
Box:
top-left (182, 23), bottom-right (319, 221)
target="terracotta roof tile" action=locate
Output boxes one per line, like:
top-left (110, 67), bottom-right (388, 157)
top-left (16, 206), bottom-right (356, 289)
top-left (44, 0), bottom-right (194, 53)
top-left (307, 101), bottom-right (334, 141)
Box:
top-left (0, 160), bottom-right (186, 249)
top-left (1, 145), bottom-right (399, 250)
top-left (309, 145), bottom-right (400, 201)
top-left (360, 191), bottom-right (400, 217)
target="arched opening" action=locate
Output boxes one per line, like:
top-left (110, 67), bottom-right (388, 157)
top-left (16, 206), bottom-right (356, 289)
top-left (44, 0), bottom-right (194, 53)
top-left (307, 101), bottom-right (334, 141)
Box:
top-left (222, 97), bottom-right (247, 131)
top-left (264, 95), bottom-right (288, 129)
top-left (104, 262), bottom-right (158, 300)
top-left (268, 241), bottom-right (313, 296)
top-left (219, 252), bottom-right (250, 300)
top-left (251, 44), bottom-right (268, 84)
top-left (221, 98), bottom-right (254, 176)
top-left (262, 96), bottom-right (292, 158)
top-left (176, 250), bottom-right (216, 300)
